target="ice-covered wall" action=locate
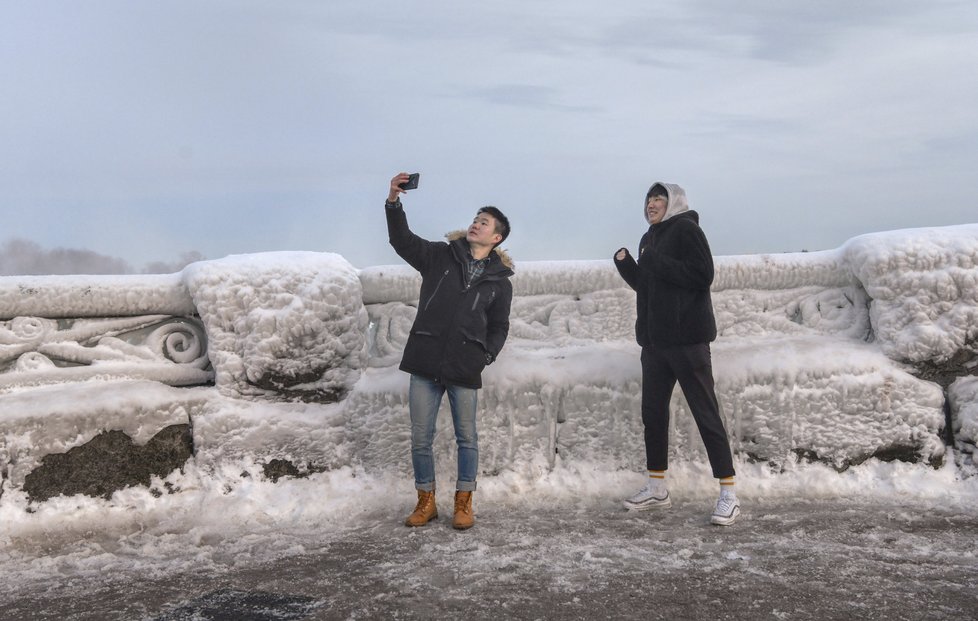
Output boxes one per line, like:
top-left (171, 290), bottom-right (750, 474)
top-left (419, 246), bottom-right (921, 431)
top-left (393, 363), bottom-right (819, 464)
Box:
top-left (1, 224), bottom-right (976, 505)
top-left (357, 225), bottom-right (975, 474)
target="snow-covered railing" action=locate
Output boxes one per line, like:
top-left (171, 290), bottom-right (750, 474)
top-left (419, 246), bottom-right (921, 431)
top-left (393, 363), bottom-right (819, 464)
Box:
top-left (359, 250), bottom-right (856, 306)
top-left (0, 249), bottom-right (855, 319)
top-left (2, 225), bottom-right (977, 504)
top-left (0, 273), bottom-right (195, 318)
top-left (0, 274), bottom-right (208, 391)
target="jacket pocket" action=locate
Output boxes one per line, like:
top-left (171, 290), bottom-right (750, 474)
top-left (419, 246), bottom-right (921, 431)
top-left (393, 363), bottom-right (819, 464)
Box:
top-left (454, 337), bottom-right (488, 380)
top-left (459, 325), bottom-right (488, 350)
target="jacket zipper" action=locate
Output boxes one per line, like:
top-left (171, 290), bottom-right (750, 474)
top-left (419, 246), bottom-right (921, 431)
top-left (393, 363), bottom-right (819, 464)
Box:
top-left (470, 291), bottom-right (481, 311)
top-left (423, 269), bottom-right (450, 312)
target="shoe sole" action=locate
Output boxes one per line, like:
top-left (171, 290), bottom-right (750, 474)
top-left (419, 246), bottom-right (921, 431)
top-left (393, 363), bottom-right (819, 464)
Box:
top-left (710, 505), bottom-right (740, 526)
top-left (622, 498), bottom-right (672, 511)
top-left (405, 513), bottom-right (439, 527)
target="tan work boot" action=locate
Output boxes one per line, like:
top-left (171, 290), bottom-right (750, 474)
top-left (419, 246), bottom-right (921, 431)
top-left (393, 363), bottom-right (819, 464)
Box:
top-left (405, 489), bottom-right (438, 527)
top-left (452, 490), bottom-right (475, 530)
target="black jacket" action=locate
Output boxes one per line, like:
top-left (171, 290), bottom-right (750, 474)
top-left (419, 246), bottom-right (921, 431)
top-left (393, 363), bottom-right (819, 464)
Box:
top-left (615, 210), bottom-right (717, 347)
top-left (387, 203), bottom-right (514, 389)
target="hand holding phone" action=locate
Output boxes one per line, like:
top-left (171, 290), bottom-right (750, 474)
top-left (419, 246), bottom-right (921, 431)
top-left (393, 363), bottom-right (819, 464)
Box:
top-left (398, 173), bottom-right (420, 191)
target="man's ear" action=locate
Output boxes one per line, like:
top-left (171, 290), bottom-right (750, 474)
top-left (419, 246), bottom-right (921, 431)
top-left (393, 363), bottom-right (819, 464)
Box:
top-left (492, 233), bottom-right (503, 246)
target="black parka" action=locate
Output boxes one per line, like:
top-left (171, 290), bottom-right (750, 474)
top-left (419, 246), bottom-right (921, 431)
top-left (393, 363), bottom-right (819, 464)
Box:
top-left (387, 203), bottom-right (513, 389)
top-left (614, 182), bottom-right (717, 347)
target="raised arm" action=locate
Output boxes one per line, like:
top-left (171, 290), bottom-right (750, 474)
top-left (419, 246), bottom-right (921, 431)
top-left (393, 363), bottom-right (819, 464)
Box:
top-left (614, 247), bottom-right (640, 291)
top-left (385, 172), bottom-right (433, 273)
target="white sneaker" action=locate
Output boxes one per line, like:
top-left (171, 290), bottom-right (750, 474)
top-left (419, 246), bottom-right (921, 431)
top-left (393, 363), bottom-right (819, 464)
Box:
top-left (622, 481), bottom-right (672, 511)
top-left (711, 493), bottom-right (740, 526)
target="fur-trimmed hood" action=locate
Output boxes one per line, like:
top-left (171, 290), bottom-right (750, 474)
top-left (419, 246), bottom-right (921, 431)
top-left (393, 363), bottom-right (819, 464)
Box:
top-left (445, 230), bottom-right (514, 270)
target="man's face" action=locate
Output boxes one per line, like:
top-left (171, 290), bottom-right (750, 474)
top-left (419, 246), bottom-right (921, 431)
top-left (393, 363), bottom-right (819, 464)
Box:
top-left (646, 195), bottom-right (668, 224)
top-left (467, 212), bottom-right (502, 248)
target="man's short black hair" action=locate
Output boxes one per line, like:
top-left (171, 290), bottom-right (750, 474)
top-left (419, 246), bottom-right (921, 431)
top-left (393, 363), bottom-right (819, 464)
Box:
top-left (478, 206), bottom-right (510, 247)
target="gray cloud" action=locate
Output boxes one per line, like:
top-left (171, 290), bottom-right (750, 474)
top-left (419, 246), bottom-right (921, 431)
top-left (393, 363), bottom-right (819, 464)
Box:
top-left (461, 84), bottom-right (603, 112)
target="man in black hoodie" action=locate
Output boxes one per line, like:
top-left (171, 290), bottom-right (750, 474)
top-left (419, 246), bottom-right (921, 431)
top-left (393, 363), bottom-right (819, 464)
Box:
top-left (614, 182), bottom-right (740, 526)
top-left (385, 172), bottom-right (513, 531)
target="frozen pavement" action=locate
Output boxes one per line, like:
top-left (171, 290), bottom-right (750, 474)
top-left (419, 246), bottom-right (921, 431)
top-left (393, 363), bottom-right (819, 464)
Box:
top-left (2, 495), bottom-right (977, 621)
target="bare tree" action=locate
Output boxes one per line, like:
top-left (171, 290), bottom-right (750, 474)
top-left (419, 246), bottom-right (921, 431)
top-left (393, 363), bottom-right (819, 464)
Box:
top-left (0, 238), bottom-right (133, 275)
top-left (0, 238), bottom-right (206, 276)
top-left (142, 251), bottom-right (207, 274)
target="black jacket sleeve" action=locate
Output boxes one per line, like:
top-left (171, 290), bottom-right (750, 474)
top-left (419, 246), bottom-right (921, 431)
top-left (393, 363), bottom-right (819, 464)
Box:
top-left (385, 202), bottom-right (434, 273)
top-left (614, 248), bottom-right (640, 291)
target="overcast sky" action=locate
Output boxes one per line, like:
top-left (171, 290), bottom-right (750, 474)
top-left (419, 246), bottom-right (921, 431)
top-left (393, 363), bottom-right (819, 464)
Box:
top-left (1, 0), bottom-right (976, 273)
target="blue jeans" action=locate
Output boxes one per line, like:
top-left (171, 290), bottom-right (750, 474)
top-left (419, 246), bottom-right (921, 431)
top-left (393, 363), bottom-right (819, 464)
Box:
top-left (409, 374), bottom-right (479, 492)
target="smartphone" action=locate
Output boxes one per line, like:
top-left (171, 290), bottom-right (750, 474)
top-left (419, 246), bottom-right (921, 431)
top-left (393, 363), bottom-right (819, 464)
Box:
top-left (398, 173), bottom-right (420, 191)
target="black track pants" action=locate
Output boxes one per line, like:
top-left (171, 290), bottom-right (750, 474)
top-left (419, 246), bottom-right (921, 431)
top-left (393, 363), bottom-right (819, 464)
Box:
top-left (641, 343), bottom-right (735, 479)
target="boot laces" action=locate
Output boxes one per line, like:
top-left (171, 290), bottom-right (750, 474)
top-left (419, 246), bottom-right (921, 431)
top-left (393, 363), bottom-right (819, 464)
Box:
top-left (415, 492), bottom-right (434, 514)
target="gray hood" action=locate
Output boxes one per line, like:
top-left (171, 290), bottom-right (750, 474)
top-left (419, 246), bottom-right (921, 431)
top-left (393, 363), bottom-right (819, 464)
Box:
top-left (645, 181), bottom-right (689, 224)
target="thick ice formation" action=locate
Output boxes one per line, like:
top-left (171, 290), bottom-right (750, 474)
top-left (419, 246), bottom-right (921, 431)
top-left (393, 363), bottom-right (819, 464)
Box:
top-left (183, 252), bottom-right (368, 402)
top-left (950, 375), bottom-right (978, 466)
top-left (714, 336), bottom-right (945, 468)
top-left (843, 224), bottom-right (978, 363)
top-left (1, 224), bottom-right (976, 510)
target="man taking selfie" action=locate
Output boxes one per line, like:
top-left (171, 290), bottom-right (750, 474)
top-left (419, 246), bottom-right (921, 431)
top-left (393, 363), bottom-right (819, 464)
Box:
top-left (385, 172), bottom-right (513, 530)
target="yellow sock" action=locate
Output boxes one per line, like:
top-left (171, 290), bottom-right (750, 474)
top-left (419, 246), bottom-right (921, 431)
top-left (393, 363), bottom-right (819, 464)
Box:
top-left (648, 470), bottom-right (666, 489)
top-left (719, 476), bottom-right (736, 496)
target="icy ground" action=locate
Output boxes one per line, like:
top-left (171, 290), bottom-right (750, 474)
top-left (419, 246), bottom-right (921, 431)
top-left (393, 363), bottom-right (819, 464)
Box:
top-left (1, 459), bottom-right (977, 621)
